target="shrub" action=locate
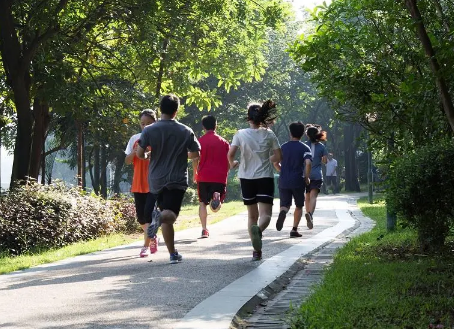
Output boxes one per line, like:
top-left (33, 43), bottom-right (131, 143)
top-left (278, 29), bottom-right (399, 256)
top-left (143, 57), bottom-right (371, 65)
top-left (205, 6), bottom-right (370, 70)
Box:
top-left (225, 176), bottom-right (242, 202)
top-left (0, 182), bottom-right (137, 256)
top-left (110, 194), bottom-right (140, 233)
top-left (387, 139), bottom-right (454, 250)
top-left (182, 187), bottom-right (199, 206)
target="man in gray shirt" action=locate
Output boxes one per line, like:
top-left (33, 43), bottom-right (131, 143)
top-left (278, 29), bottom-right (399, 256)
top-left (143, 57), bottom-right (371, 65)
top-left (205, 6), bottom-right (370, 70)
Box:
top-left (137, 94), bottom-right (200, 264)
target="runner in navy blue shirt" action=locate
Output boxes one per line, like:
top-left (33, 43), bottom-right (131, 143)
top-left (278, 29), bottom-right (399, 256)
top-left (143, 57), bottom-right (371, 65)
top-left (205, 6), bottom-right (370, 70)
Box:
top-left (304, 124), bottom-right (328, 228)
top-left (274, 122), bottom-right (312, 237)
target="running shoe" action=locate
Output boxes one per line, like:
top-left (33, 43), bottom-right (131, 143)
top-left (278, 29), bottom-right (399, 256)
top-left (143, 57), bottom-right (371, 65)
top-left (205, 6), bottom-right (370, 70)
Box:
top-left (147, 209), bottom-right (162, 238)
top-left (170, 251), bottom-right (183, 264)
top-left (200, 228), bottom-right (209, 238)
top-left (139, 247), bottom-right (149, 258)
top-left (276, 210), bottom-right (287, 231)
top-left (149, 236), bottom-right (158, 254)
top-left (251, 225), bottom-right (262, 251)
top-left (305, 212), bottom-right (313, 230)
top-left (252, 250), bottom-right (262, 261)
top-left (210, 192), bottom-right (221, 212)
top-left (290, 230), bottom-right (302, 238)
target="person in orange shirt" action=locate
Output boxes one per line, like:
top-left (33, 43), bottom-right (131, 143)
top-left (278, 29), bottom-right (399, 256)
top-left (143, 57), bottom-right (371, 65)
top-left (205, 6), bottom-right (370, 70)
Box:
top-left (125, 109), bottom-right (157, 257)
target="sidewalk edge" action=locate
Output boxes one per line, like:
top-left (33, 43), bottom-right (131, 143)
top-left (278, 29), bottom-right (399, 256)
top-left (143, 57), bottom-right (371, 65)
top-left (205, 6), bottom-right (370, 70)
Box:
top-left (230, 213), bottom-right (362, 328)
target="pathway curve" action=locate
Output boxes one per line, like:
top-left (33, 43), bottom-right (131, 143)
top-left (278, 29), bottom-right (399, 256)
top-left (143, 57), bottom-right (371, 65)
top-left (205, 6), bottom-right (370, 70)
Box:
top-left (0, 193), bottom-right (369, 329)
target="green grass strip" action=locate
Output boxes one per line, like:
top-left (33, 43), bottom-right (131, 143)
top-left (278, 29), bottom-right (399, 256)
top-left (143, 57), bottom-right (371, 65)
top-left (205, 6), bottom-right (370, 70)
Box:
top-left (291, 196), bottom-right (454, 329)
top-left (0, 234), bottom-right (137, 275)
top-left (0, 200), bottom-right (245, 275)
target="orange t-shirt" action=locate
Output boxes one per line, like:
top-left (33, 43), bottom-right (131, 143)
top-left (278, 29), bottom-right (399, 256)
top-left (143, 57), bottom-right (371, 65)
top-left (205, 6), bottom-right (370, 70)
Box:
top-left (131, 139), bottom-right (150, 193)
top-left (125, 132), bottom-right (151, 193)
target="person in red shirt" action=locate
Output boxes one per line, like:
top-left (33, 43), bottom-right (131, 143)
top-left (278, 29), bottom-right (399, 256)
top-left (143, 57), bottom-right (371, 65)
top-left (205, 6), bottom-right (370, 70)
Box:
top-left (192, 115), bottom-right (230, 238)
top-left (125, 109), bottom-right (157, 257)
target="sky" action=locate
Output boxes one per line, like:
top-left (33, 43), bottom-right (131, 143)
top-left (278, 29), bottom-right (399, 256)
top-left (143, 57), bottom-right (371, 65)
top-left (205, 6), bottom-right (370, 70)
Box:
top-left (286, 0), bottom-right (332, 22)
top-left (288, 0), bottom-right (329, 11)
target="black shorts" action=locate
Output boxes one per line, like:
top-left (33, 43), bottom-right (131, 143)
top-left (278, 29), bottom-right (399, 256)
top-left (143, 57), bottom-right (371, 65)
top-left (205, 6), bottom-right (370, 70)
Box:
top-left (240, 178), bottom-right (274, 205)
top-left (133, 192), bottom-right (157, 225)
top-left (155, 188), bottom-right (186, 216)
top-left (279, 187), bottom-right (305, 208)
top-left (198, 182), bottom-right (226, 205)
top-left (306, 179), bottom-right (323, 193)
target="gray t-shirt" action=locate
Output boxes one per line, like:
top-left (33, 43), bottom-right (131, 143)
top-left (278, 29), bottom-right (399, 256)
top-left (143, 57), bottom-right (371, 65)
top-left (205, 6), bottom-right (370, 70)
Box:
top-left (139, 119), bottom-right (200, 194)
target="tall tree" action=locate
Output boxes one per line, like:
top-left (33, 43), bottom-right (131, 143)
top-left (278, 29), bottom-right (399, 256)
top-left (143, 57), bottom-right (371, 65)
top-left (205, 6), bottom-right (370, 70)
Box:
top-left (289, 0), bottom-right (454, 158)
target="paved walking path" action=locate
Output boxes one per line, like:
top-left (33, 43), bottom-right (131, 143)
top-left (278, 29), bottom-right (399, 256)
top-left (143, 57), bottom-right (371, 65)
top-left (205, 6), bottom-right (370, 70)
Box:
top-left (232, 195), bottom-right (375, 328)
top-left (0, 193), bottom-right (372, 329)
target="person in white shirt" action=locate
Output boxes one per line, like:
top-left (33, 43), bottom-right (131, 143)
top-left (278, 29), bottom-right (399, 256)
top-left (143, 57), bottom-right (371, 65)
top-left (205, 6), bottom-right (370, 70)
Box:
top-left (325, 153), bottom-right (338, 194)
top-left (228, 100), bottom-right (282, 261)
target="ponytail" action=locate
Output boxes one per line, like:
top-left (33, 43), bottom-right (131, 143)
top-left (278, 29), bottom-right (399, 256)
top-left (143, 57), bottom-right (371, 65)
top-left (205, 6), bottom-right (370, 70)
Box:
top-left (247, 99), bottom-right (277, 127)
top-left (305, 124), bottom-right (327, 143)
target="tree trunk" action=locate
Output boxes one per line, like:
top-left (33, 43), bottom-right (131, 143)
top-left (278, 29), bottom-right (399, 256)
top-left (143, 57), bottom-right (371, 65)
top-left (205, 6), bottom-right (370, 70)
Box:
top-left (93, 142), bottom-right (100, 195)
top-left (10, 80), bottom-right (33, 186)
top-left (30, 97), bottom-right (50, 180)
top-left (431, 0), bottom-right (450, 32)
top-left (100, 143), bottom-right (107, 198)
top-left (405, 0), bottom-right (454, 132)
top-left (41, 151), bottom-right (45, 185)
top-left (76, 121), bottom-right (85, 189)
top-left (113, 152), bottom-right (126, 195)
top-left (344, 124), bottom-right (360, 192)
top-left (0, 0), bottom-right (47, 185)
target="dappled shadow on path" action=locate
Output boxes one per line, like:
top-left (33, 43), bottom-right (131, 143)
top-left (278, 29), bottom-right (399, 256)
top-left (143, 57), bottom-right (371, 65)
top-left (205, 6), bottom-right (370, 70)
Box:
top-left (0, 204), bottom-right (347, 329)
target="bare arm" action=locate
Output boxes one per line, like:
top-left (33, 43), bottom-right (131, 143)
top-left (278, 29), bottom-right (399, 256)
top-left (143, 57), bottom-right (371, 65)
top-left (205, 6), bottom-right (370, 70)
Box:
top-left (192, 157), bottom-right (199, 183)
top-left (188, 151), bottom-right (200, 160)
top-left (269, 148), bottom-right (282, 164)
top-left (304, 159), bottom-right (312, 185)
top-left (125, 150), bottom-right (135, 165)
top-left (228, 145), bottom-right (239, 169)
top-left (273, 162), bottom-right (281, 173)
top-left (321, 155), bottom-right (328, 165)
top-left (136, 145), bottom-right (146, 159)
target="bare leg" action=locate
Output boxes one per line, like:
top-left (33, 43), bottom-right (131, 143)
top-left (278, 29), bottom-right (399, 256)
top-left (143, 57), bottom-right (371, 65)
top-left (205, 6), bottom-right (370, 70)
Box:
top-left (247, 204), bottom-right (259, 239)
top-left (258, 202), bottom-right (272, 233)
top-left (160, 210), bottom-right (177, 254)
top-left (141, 223), bottom-right (151, 247)
top-left (305, 193), bottom-right (311, 214)
top-left (199, 202), bottom-right (208, 230)
top-left (247, 203), bottom-right (272, 253)
top-left (293, 207), bottom-right (303, 228)
top-left (307, 189), bottom-right (319, 215)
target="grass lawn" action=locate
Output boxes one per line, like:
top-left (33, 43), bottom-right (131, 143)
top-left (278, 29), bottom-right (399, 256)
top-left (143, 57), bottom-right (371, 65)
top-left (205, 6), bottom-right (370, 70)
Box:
top-left (176, 200), bottom-right (245, 231)
top-left (0, 200), bottom-right (245, 275)
top-left (290, 196), bottom-right (454, 329)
